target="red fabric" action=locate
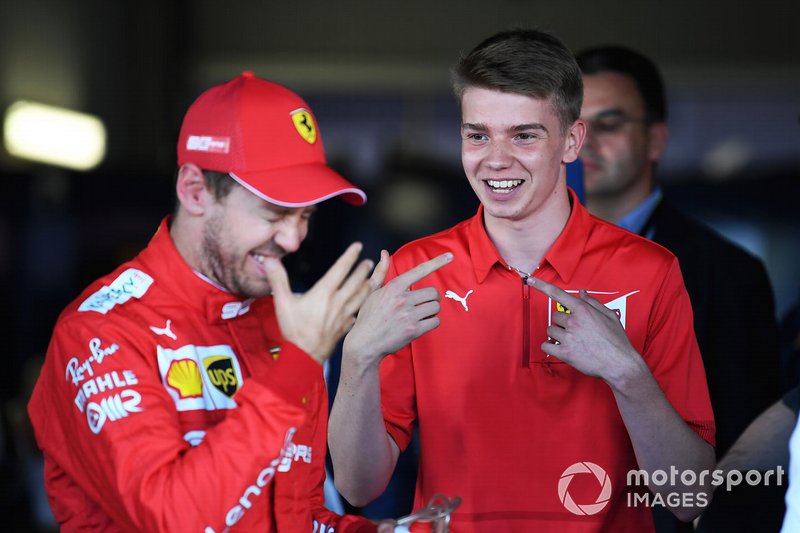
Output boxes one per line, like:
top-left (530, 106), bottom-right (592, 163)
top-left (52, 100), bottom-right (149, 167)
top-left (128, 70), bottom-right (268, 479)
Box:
top-left (177, 72), bottom-right (365, 208)
top-left (28, 218), bottom-right (375, 533)
top-left (380, 190), bottom-right (714, 532)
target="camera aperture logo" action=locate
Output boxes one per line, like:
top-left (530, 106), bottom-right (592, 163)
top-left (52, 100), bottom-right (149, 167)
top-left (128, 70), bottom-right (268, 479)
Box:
top-left (558, 462), bottom-right (612, 515)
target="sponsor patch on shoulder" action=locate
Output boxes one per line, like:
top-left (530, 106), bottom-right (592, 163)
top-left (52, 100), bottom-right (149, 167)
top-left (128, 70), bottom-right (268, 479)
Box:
top-left (78, 268), bottom-right (153, 315)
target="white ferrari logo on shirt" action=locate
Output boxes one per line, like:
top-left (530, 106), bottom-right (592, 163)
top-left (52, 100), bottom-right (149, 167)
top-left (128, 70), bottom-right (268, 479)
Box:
top-left (548, 290), bottom-right (640, 329)
top-left (603, 290), bottom-right (640, 329)
top-left (445, 289), bottom-right (473, 312)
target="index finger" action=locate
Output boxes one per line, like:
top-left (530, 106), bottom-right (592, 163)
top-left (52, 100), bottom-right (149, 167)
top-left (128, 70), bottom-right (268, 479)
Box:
top-left (316, 242), bottom-right (363, 291)
top-left (389, 252), bottom-right (454, 290)
top-left (527, 277), bottom-right (582, 309)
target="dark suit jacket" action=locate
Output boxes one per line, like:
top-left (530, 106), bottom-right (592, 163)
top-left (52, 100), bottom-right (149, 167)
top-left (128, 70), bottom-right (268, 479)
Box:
top-left (645, 200), bottom-right (784, 533)
top-left (643, 199), bottom-right (781, 457)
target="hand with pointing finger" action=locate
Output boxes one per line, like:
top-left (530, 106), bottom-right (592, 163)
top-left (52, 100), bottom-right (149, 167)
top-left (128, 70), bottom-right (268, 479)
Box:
top-left (527, 277), bottom-right (649, 388)
top-left (263, 242), bottom-right (376, 365)
top-left (344, 251), bottom-right (454, 366)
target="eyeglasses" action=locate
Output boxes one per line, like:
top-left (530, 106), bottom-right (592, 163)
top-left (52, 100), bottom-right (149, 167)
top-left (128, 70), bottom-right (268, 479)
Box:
top-left (583, 110), bottom-right (650, 135)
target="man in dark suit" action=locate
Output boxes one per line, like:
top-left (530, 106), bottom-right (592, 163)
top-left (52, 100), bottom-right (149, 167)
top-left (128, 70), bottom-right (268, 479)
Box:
top-left (577, 46), bottom-right (783, 531)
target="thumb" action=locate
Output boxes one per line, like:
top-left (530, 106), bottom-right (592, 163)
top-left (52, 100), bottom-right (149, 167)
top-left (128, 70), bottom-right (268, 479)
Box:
top-left (262, 257), bottom-right (292, 302)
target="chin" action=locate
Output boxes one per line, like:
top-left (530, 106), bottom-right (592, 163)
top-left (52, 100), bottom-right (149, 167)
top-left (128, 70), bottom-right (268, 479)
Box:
top-left (483, 204), bottom-right (525, 221)
top-left (229, 276), bottom-right (271, 299)
top-left (243, 286), bottom-right (271, 299)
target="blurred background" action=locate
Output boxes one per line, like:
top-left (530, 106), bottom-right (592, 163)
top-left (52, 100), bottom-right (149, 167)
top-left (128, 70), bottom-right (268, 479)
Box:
top-left (0, 0), bottom-right (798, 529)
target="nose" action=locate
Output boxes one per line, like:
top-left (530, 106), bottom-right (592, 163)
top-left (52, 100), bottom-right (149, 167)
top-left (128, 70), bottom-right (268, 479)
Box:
top-left (273, 218), bottom-right (303, 254)
top-left (485, 140), bottom-right (513, 170)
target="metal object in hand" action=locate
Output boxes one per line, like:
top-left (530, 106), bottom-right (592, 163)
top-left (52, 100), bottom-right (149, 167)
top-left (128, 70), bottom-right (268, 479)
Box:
top-left (395, 493), bottom-right (462, 533)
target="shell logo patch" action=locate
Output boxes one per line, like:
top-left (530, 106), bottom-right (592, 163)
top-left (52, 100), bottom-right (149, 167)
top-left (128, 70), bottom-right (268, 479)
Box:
top-left (166, 359), bottom-right (203, 399)
top-left (290, 108), bottom-right (317, 144)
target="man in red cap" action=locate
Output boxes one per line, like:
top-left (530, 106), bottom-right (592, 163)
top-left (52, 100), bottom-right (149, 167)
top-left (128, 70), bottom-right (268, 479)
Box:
top-left (27, 72), bottom-right (450, 532)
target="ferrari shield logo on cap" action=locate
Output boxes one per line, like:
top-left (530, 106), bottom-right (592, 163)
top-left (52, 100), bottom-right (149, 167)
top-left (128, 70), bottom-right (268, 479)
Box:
top-left (290, 108), bottom-right (317, 144)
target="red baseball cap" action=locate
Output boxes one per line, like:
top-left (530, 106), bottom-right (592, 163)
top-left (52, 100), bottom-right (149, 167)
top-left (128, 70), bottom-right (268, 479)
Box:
top-left (177, 71), bottom-right (366, 207)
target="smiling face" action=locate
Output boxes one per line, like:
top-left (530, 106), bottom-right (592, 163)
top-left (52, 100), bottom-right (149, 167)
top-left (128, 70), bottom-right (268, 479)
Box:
top-left (199, 184), bottom-right (314, 298)
top-left (460, 87), bottom-right (582, 225)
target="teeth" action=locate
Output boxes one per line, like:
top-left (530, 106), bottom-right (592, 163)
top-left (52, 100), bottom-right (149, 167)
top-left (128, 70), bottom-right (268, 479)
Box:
top-left (487, 179), bottom-right (522, 191)
top-left (252, 253), bottom-right (267, 264)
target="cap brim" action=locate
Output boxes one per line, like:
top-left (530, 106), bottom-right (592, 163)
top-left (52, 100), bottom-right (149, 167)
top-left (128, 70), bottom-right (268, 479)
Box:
top-left (229, 164), bottom-right (366, 207)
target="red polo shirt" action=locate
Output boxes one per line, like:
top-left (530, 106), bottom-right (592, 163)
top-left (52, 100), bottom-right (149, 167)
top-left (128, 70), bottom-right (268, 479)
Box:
top-left (380, 190), bottom-right (714, 532)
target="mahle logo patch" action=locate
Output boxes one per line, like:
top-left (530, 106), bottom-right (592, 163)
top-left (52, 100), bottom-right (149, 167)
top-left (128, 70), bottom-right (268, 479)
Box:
top-left (290, 108), bottom-right (317, 144)
top-left (204, 356), bottom-right (239, 398)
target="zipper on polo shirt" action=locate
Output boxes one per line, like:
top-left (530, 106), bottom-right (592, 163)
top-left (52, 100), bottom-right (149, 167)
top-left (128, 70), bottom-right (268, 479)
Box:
top-left (506, 262), bottom-right (541, 369)
top-left (522, 278), bottom-right (530, 367)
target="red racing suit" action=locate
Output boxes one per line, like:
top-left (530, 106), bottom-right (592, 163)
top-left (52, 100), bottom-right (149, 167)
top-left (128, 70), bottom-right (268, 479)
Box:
top-left (28, 219), bottom-right (375, 533)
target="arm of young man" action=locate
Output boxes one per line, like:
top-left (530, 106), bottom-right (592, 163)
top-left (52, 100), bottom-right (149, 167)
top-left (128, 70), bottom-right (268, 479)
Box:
top-left (329, 251), bottom-right (453, 506)
top-left (529, 270), bottom-right (716, 522)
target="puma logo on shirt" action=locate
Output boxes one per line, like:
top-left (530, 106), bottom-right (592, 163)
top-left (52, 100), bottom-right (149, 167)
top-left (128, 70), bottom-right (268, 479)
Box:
top-left (150, 319), bottom-right (177, 340)
top-left (445, 290), bottom-right (474, 312)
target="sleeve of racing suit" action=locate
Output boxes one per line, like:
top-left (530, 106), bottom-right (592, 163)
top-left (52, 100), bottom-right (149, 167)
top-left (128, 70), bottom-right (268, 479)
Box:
top-left (28, 316), bottom-right (323, 532)
top-left (306, 384), bottom-right (378, 533)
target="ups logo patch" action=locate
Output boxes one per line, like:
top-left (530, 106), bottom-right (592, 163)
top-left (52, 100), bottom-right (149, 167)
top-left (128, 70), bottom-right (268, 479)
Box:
top-left (203, 356), bottom-right (239, 398)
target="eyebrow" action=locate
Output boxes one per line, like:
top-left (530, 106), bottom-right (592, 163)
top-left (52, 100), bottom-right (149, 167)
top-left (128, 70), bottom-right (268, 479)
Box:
top-left (264, 204), bottom-right (318, 216)
top-left (586, 108), bottom-right (627, 120)
top-left (512, 123), bottom-right (548, 133)
top-left (462, 122), bottom-right (549, 133)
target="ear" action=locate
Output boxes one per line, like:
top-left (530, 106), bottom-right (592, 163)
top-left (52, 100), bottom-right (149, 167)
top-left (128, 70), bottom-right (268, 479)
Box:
top-left (176, 163), bottom-right (214, 216)
top-left (647, 122), bottom-right (669, 162)
top-left (562, 119), bottom-right (586, 164)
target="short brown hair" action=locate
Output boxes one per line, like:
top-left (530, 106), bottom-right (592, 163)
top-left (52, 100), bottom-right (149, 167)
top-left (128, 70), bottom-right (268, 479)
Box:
top-left (201, 170), bottom-right (237, 200)
top-left (452, 29), bottom-right (583, 133)
top-left (173, 168), bottom-right (237, 213)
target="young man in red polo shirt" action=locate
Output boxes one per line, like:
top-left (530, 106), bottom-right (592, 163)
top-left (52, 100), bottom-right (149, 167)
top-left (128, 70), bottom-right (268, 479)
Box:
top-left (330, 30), bottom-right (716, 532)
